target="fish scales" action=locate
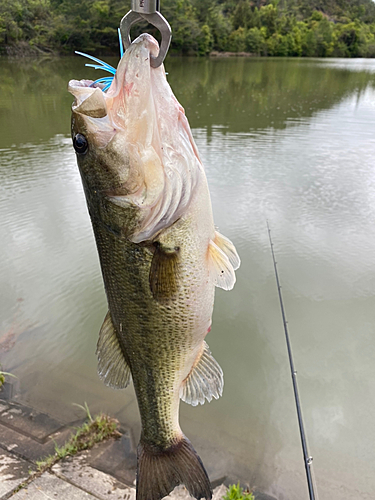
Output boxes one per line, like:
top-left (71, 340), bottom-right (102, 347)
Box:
top-left (69, 34), bottom-right (240, 500)
top-left (90, 189), bottom-right (214, 446)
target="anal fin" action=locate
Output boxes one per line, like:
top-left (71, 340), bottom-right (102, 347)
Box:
top-left (96, 311), bottom-right (132, 389)
top-left (180, 341), bottom-right (223, 406)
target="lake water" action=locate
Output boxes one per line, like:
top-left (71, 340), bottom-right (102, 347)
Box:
top-left (1, 55), bottom-right (375, 500)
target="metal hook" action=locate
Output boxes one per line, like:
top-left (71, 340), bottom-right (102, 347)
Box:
top-left (120, 0), bottom-right (172, 68)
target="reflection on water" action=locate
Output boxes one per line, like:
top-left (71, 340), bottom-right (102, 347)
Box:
top-left (1, 56), bottom-right (375, 500)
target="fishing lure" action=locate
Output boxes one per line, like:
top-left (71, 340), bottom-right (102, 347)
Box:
top-left (75, 29), bottom-right (124, 91)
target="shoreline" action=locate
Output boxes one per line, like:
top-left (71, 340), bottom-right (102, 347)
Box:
top-left (0, 383), bottom-right (277, 500)
top-left (1, 44), bottom-right (374, 60)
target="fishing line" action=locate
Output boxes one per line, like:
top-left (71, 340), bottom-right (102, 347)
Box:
top-left (267, 221), bottom-right (317, 500)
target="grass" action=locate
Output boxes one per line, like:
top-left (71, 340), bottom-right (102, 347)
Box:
top-left (10, 404), bottom-right (120, 496)
top-left (0, 367), bottom-right (17, 388)
top-left (36, 412), bottom-right (121, 472)
top-left (223, 483), bottom-right (255, 500)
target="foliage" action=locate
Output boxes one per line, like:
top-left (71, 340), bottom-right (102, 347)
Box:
top-left (36, 411), bottom-right (120, 471)
top-left (1, 0), bottom-right (375, 56)
top-left (0, 366), bottom-right (17, 388)
top-left (223, 483), bottom-right (255, 500)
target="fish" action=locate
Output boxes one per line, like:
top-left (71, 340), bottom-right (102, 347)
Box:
top-left (68, 33), bottom-right (240, 500)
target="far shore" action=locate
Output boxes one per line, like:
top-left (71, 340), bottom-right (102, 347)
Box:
top-left (1, 43), bottom-right (374, 60)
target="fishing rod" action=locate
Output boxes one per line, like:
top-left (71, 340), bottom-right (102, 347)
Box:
top-left (267, 221), bottom-right (317, 500)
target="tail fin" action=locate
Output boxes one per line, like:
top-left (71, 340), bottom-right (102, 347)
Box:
top-left (136, 436), bottom-right (212, 500)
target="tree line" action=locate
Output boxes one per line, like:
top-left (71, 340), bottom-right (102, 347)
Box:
top-left (1, 0), bottom-right (375, 57)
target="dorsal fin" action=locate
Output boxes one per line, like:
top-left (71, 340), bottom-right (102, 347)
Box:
top-left (180, 341), bottom-right (223, 406)
top-left (96, 311), bottom-right (132, 389)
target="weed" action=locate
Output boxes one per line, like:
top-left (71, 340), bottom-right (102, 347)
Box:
top-left (0, 366), bottom-right (17, 388)
top-left (36, 412), bottom-right (120, 472)
top-left (12, 481), bottom-right (27, 494)
top-left (72, 401), bottom-right (93, 422)
top-left (223, 483), bottom-right (255, 500)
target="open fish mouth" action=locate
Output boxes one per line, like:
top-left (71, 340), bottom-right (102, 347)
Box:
top-left (68, 34), bottom-right (204, 243)
top-left (68, 34), bottom-right (167, 160)
top-left (69, 80), bottom-right (106, 91)
top-left (68, 34), bottom-right (160, 120)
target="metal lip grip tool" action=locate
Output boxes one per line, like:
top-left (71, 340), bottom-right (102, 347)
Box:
top-left (120, 0), bottom-right (172, 68)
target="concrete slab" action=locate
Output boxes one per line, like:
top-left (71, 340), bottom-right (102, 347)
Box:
top-left (0, 419), bottom-right (81, 463)
top-left (0, 448), bottom-right (31, 499)
top-left (0, 403), bottom-right (10, 415)
top-left (11, 472), bottom-right (96, 499)
top-left (53, 454), bottom-right (135, 500)
top-left (163, 484), bottom-right (228, 500)
top-left (87, 432), bottom-right (137, 486)
top-left (0, 401), bottom-right (65, 442)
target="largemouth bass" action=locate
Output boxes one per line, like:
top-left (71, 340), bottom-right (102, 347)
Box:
top-left (69, 34), bottom-right (240, 500)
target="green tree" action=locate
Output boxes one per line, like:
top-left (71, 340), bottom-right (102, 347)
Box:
top-left (206, 3), bottom-right (232, 51)
top-left (1, 0), bottom-right (375, 57)
top-left (233, 1), bottom-right (261, 30)
top-left (246, 27), bottom-right (266, 54)
top-left (334, 21), bottom-right (362, 57)
top-left (260, 4), bottom-right (278, 35)
top-left (228, 26), bottom-right (247, 52)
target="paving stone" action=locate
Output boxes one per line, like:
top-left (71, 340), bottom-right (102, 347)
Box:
top-left (87, 432), bottom-right (137, 486)
top-left (0, 403), bottom-right (9, 415)
top-left (0, 401), bottom-right (65, 442)
top-left (211, 485), bottom-right (227, 500)
top-left (163, 484), bottom-right (228, 500)
top-left (53, 455), bottom-right (135, 500)
top-left (11, 472), bottom-right (96, 500)
top-left (0, 420), bottom-right (80, 463)
top-left (0, 448), bottom-right (31, 499)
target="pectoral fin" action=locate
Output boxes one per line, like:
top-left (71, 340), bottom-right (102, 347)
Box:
top-left (214, 231), bottom-right (240, 270)
top-left (180, 341), bottom-right (223, 406)
top-left (208, 231), bottom-right (240, 290)
top-left (96, 311), bottom-right (132, 389)
top-left (149, 242), bottom-right (180, 302)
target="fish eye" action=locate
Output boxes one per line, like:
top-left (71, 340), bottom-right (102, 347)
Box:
top-left (73, 134), bottom-right (88, 154)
